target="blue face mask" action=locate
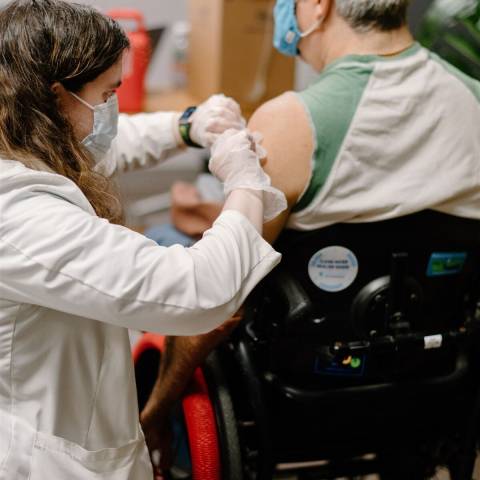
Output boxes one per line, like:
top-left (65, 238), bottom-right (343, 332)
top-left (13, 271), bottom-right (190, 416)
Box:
top-left (273, 0), bottom-right (322, 57)
top-left (69, 92), bottom-right (119, 162)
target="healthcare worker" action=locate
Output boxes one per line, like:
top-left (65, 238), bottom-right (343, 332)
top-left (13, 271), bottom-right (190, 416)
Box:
top-left (0, 1), bottom-right (287, 479)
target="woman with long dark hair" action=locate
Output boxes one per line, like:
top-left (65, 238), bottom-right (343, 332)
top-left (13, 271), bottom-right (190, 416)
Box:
top-left (0, 1), bottom-right (286, 478)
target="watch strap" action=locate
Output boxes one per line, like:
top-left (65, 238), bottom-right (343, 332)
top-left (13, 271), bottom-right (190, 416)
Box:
top-left (178, 106), bottom-right (203, 148)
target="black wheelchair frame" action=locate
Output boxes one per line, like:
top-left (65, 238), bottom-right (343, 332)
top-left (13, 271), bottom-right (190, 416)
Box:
top-left (199, 211), bottom-right (480, 480)
top-left (134, 210), bottom-right (480, 480)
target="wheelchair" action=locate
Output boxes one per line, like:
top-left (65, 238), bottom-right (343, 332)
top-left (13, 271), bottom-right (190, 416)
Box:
top-left (134, 210), bottom-right (480, 480)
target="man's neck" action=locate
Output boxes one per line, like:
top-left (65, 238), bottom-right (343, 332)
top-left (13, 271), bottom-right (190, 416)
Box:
top-left (314, 25), bottom-right (415, 71)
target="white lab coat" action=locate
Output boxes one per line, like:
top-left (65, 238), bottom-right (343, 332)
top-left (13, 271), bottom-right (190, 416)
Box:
top-left (0, 113), bottom-right (281, 479)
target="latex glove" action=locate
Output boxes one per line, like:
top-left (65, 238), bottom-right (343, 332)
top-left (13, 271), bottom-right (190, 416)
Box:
top-left (190, 94), bottom-right (246, 148)
top-left (209, 129), bottom-right (287, 222)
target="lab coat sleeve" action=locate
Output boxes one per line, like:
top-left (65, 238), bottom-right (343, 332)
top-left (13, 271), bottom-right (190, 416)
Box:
top-left (95, 112), bottom-right (181, 177)
top-left (0, 179), bottom-right (281, 335)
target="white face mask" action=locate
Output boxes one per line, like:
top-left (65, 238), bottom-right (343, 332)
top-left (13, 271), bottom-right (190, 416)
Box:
top-left (69, 92), bottom-right (119, 161)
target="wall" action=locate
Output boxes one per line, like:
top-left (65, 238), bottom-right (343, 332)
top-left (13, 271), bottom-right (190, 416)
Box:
top-left (0, 0), bottom-right (187, 90)
top-left (0, 0), bottom-right (435, 91)
top-left (0, 0), bottom-right (185, 25)
top-left (82, 0), bottom-right (188, 90)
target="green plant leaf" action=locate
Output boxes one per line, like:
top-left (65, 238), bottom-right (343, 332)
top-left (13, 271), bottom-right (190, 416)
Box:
top-left (444, 33), bottom-right (480, 65)
top-left (459, 17), bottom-right (480, 42)
top-left (418, 0), bottom-right (480, 78)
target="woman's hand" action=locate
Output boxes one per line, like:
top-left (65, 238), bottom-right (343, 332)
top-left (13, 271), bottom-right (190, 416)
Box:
top-left (190, 94), bottom-right (246, 148)
top-left (209, 129), bottom-right (287, 223)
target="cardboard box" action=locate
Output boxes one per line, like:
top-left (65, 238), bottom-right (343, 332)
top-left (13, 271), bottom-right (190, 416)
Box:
top-left (188, 0), bottom-right (295, 117)
top-left (144, 89), bottom-right (200, 113)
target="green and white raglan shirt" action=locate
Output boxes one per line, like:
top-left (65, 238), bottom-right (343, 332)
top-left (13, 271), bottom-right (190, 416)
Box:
top-left (287, 43), bottom-right (480, 231)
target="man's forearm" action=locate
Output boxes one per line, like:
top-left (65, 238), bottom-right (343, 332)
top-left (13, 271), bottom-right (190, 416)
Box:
top-left (140, 317), bottom-right (240, 425)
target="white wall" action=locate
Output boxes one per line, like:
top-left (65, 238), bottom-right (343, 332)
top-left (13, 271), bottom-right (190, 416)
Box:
top-left (84, 0), bottom-right (188, 91)
top-left (0, 0), bottom-right (187, 90)
top-left (0, 0), bottom-right (185, 26)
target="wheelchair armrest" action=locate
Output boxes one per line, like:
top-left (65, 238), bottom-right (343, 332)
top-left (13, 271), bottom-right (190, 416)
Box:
top-left (266, 269), bottom-right (313, 330)
top-left (264, 353), bottom-right (469, 404)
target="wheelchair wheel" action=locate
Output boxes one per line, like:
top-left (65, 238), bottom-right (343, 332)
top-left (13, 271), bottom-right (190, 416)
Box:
top-left (203, 350), bottom-right (243, 480)
top-left (133, 333), bottom-right (244, 480)
top-left (133, 334), bottom-right (221, 480)
top-left (181, 368), bottom-right (221, 480)
top-left (132, 332), bottom-right (165, 411)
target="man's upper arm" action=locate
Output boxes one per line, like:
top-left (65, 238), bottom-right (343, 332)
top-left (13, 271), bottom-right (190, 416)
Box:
top-left (248, 92), bottom-right (314, 244)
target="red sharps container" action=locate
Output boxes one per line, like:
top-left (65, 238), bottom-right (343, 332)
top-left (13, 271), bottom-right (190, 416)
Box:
top-left (108, 9), bottom-right (151, 113)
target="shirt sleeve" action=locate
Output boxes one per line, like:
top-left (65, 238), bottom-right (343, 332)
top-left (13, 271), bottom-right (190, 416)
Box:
top-left (0, 175), bottom-right (280, 335)
top-left (95, 112), bottom-right (181, 177)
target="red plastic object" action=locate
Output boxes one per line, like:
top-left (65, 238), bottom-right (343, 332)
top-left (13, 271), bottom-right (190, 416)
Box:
top-left (108, 9), bottom-right (151, 113)
top-left (132, 332), bottom-right (165, 364)
top-left (132, 333), bottom-right (221, 480)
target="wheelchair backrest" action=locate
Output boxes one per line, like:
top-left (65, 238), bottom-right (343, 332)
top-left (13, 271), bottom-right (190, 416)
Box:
top-left (272, 210), bottom-right (480, 337)
top-left (245, 211), bottom-right (480, 384)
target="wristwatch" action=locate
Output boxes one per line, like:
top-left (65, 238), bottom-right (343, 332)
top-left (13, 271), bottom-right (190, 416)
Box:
top-left (178, 106), bottom-right (203, 148)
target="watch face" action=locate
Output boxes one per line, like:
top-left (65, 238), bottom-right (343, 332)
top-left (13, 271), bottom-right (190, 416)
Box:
top-left (179, 106), bottom-right (197, 125)
top-left (178, 106), bottom-right (202, 148)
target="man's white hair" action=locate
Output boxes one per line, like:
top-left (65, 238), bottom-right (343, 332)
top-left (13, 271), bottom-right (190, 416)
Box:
top-left (335, 0), bottom-right (411, 31)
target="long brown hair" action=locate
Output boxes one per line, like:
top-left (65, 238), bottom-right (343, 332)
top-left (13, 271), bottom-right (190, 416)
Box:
top-left (0, 0), bottom-right (130, 224)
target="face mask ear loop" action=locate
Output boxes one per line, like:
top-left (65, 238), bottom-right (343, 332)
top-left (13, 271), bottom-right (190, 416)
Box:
top-left (69, 91), bottom-right (95, 111)
top-left (299, 17), bottom-right (323, 38)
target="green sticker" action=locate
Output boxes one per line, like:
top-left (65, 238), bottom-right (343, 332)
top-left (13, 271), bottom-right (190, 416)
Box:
top-left (427, 252), bottom-right (467, 277)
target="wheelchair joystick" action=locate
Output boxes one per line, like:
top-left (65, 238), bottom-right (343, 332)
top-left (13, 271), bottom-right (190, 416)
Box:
top-left (387, 252), bottom-right (411, 334)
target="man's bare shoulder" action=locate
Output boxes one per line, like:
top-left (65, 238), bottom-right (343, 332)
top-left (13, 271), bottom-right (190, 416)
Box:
top-left (248, 92), bottom-right (314, 207)
top-left (248, 92), bottom-right (312, 149)
top-left (247, 92), bottom-right (315, 244)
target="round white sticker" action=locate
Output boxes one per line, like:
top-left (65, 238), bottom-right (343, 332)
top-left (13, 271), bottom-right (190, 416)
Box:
top-left (308, 246), bottom-right (358, 292)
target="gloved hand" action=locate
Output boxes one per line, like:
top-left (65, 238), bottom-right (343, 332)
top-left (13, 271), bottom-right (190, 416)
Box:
top-left (209, 129), bottom-right (287, 222)
top-left (190, 94), bottom-right (246, 148)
